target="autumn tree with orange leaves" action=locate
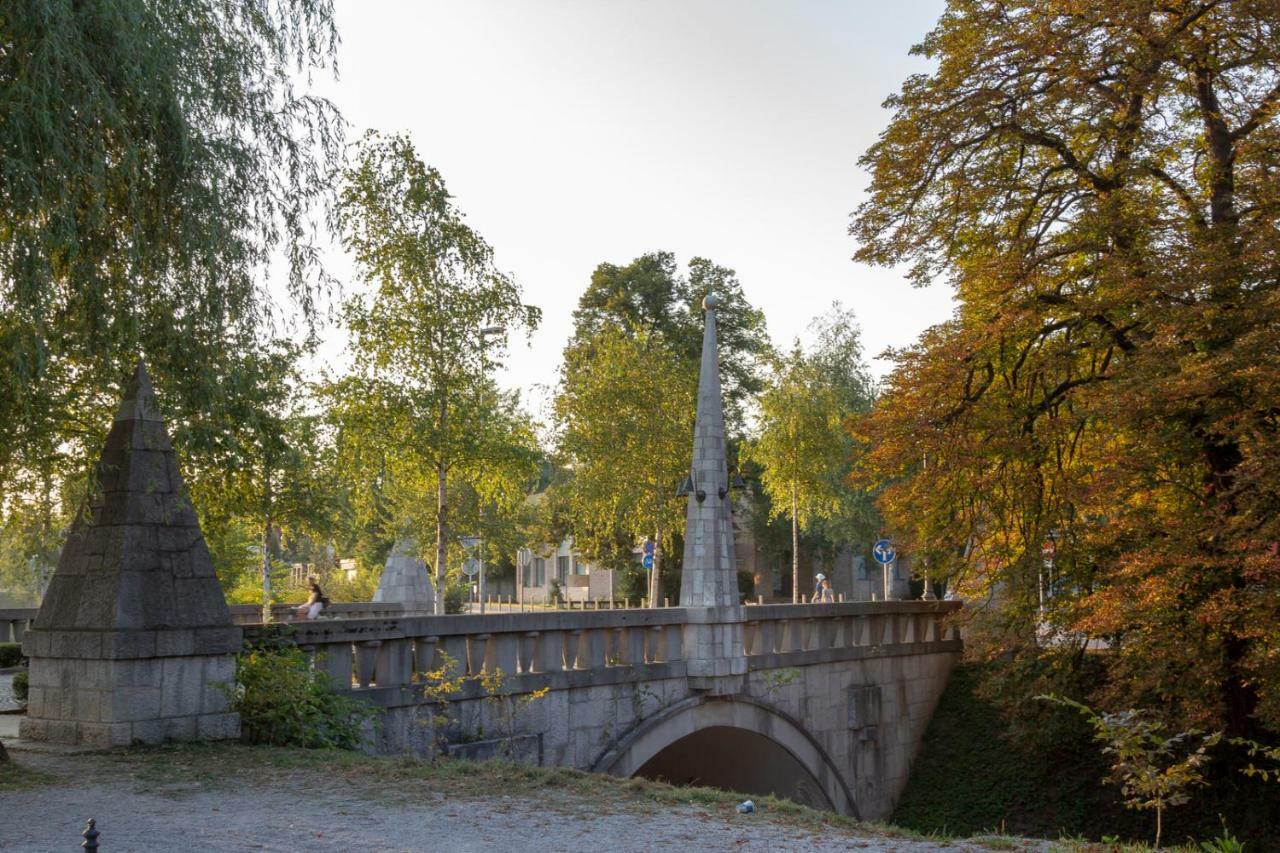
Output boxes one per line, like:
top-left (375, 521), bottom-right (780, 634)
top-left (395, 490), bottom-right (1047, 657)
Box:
top-left (851, 0), bottom-right (1280, 737)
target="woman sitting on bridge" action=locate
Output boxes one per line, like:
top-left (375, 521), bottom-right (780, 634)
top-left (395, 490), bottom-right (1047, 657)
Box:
top-left (294, 578), bottom-right (330, 621)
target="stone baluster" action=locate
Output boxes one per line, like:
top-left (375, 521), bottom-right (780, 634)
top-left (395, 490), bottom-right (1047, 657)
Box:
top-left (780, 619), bottom-right (803, 653)
top-left (610, 627), bottom-right (626, 666)
top-left (540, 631), bottom-right (566, 673)
top-left (743, 621), bottom-right (759, 656)
top-left (375, 638), bottom-right (412, 689)
top-left (355, 640), bottom-right (381, 688)
top-left (663, 624), bottom-right (683, 662)
top-left (817, 617), bottom-right (838, 649)
top-left (757, 619), bottom-right (777, 655)
top-left (438, 635), bottom-right (470, 677)
top-left (624, 626), bottom-right (646, 665)
top-left (467, 634), bottom-right (491, 676)
top-left (646, 625), bottom-right (666, 663)
top-left (413, 636), bottom-right (439, 676)
top-left (486, 632), bottom-right (519, 675)
top-left (847, 616), bottom-right (863, 647)
top-left (577, 628), bottom-right (606, 670)
top-left (803, 618), bottom-right (820, 651)
top-left (520, 632), bottom-right (541, 673)
top-left (566, 629), bottom-right (585, 670)
top-left (880, 615), bottom-right (897, 645)
top-left (317, 642), bottom-right (354, 688)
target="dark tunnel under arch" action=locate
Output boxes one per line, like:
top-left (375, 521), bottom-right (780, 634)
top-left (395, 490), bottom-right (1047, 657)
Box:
top-left (591, 694), bottom-right (858, 818)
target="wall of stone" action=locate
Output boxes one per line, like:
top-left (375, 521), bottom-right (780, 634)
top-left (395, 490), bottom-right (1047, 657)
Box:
top-left (365, 647), bottom-right (957, 822)
top-left (742, 648), bottom-right (959, 819)
top-left (21, 653), bottom-right (238, 748)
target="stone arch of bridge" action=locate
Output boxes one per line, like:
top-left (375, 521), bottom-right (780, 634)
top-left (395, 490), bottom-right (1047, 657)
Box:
top-left (590, 694), bottom-right (859, 819)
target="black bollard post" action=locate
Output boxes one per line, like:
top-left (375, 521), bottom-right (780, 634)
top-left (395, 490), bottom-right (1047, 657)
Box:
top-left (81, 818), bottom-right (99, 851)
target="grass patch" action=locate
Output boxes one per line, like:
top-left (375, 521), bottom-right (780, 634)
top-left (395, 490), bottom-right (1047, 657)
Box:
top-left (0, 757), bottom-right (60, 792)
top-left (69, 743), bottom-right (1002, 844)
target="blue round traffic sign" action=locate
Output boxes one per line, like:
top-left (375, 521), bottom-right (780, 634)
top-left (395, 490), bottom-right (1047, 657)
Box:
top-left (642, 554), bottom-right (654, 570)
top-left (872, 539), bottom-right (896, 565)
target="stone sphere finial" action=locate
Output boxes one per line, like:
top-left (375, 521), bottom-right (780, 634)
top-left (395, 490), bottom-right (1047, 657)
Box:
top-left (702, 292), bottom-right (720, 310)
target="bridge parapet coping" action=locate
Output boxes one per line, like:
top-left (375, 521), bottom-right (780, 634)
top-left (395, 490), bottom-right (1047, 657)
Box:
top-left (742, 600), bottom-right (962, 669)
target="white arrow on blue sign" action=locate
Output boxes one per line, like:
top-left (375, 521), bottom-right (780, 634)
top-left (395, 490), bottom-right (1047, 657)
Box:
top-left (872, 539), bottom-right (896, 565)
top-left (642, 554), bottom-right (654, 570)
top-left (643, 539), bottom-right (655, 556)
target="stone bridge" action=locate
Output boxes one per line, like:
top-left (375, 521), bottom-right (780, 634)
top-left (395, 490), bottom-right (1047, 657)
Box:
top-left (5, 292), bottom-right (962, 821)
top-left (251, 600), bottom-right (960, 820)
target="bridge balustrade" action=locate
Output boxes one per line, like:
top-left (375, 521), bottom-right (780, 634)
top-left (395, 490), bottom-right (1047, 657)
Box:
top-left (227, 602), bottom-right (411, 625)
top-left (0, 609), bottom-right (35, 644)
top-left (244, 609), bottom-right (689, 710)
top-left (742, 600), bottom-right (961, 668)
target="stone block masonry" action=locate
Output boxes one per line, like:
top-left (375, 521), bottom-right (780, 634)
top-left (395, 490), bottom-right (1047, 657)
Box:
top-left (20, 362), bottom-right (241, 747)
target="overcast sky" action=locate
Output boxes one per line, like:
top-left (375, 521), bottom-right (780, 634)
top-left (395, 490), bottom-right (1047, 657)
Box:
top-left (308, 0), bottom-right (953, 405)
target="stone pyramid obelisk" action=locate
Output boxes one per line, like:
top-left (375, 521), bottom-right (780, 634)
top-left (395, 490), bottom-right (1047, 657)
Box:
top-left (372, 538), bottom-right (435, 615)
top-left (21, 362), bottom-right (241, 747)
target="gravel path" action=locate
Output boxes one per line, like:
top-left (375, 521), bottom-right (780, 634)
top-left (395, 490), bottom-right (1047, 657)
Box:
top-left (0, 672), bottom-right (19, 713)
top-left (0, 751), bottom-right (1049, 853)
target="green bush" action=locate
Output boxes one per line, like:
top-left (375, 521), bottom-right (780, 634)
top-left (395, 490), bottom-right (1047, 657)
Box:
top-left (11, 668), bottom-right (27, 702)
top-left (221, 644), bottom-right (376, 749)
top-left (0, 643), bottom-right (23, 668)
top-left (444, 579), bottom-right (469, 614)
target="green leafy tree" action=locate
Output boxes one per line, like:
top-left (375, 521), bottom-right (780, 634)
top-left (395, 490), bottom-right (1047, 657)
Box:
top-left (852, 0), bottom-right (1280, 735)
top-left (744, 307), bottom-right (876, 601)
top-left (182, 342), bottom-right (338, 616)
top-left (0, 0), bottom-right (342, 491)
top-left (555, 328), bottom-right (696, 606)
top-left (570, 252), bottom-right (770, 438)
top-left (334, 132), bottom-right (540, 612)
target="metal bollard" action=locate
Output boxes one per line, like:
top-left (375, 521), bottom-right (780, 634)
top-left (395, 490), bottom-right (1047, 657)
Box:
top-left (82, 818), bottom-right (99, 851)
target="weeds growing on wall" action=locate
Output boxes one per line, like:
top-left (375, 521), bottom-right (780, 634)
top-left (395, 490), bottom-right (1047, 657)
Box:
top-left (413, 652), bottom-right (548, 759)
top-left (221, 643), bottom-right (376, 749)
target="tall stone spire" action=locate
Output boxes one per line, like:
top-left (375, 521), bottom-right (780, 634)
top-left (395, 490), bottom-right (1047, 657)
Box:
top-left (680, 293), bottom-right (738, 608)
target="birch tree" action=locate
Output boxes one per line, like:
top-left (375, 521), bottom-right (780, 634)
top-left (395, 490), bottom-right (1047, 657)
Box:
top-left (335, 132), bottom-right (540, 613)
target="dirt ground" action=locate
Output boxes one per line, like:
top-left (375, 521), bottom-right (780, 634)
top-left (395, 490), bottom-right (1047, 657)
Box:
top-left (0, 744), bottom-right (1063, 853)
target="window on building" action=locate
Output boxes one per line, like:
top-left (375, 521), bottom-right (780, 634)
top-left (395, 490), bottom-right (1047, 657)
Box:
top-left (534, 558), bottom-right (546, 586)
top-left (522, 559), bottom-right (531, 587)
top-left (557, 555), bottom-right (570, 583)
top-left (855, 555), bottom-right (869, 581)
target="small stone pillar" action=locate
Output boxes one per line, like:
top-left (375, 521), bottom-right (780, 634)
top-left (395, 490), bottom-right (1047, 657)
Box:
top-left (372, 539), bottom-right (435, 615)
top-left (20, 363), bottom-right (241, 747)
top-left (679, 294), bottom-right (746, 688)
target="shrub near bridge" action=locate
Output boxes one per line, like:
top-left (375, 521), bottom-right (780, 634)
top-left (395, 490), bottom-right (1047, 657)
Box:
top-left (0, 643), bottom-right (23, 668)
top-left (222, 644), bottom-right (376, 750)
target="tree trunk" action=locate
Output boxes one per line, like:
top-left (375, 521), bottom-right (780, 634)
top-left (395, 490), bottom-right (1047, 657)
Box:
top-left (434, 458), bottom-right (448, 615)
top-left (650, 519), bottom-right (662, 608)
top-left (791, 482), bottom-right (800, 604)
top-left (261, 462), bottom-right (273, 624)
